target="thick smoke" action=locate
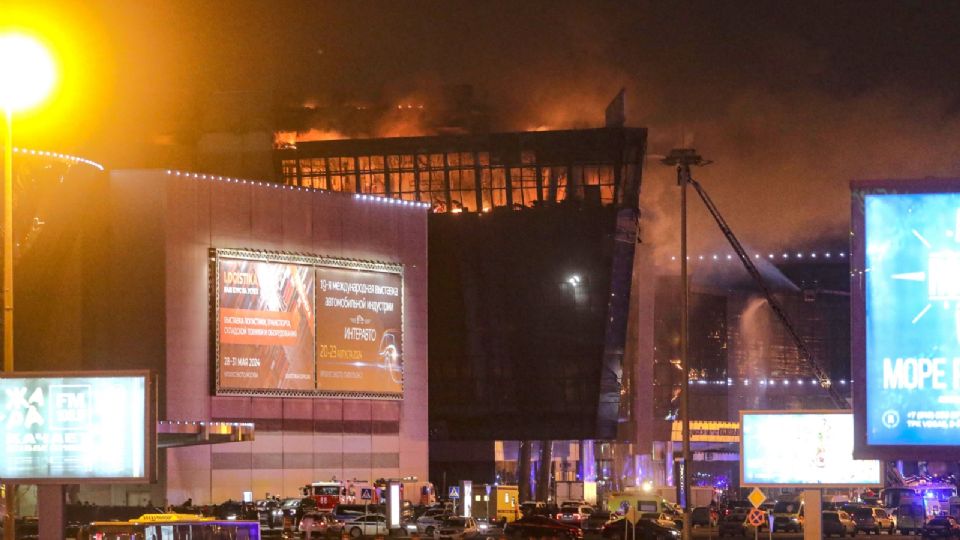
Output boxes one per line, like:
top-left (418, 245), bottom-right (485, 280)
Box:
top-left (44, 0), bottom-right (960, 254)
top-left (273, 3), bottom-right (960, 256)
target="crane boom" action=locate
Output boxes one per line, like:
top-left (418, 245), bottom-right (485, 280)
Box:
top-left (666, 149), bottom-right (848, 409)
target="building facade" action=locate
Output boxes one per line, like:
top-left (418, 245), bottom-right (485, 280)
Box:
top-left (15, 159), bottom-right (429, 505)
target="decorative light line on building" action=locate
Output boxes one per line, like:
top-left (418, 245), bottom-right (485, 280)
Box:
top-left (164, 170), bottom-right (431, 209)
top-left (682, 377), bottom-right (852, 387)
top-left (669, 251), bottom-right (846, 262)
top-left (13, 147), bottom-right (105, 171)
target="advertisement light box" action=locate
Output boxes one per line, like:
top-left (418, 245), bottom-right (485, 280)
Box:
top-left (214, 249), bottom-right (404, 399)
top-left (741, 411), bottom-right (881, 487)
top-left (0, 372), bottom-right (149, 482)
top-left (853, 184), bottom-right (960, 458)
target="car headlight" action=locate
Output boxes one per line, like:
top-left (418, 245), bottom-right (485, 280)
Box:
top-left (478, 524), bottom-right (488, 531)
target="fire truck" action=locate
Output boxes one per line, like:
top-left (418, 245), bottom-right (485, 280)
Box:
top-left (303, 478), bottom-right (436, 510)
top-left (301, 481), bottom-right (347, 512)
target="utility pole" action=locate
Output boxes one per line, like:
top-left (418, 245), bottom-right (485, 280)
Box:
top-left (662, 149), bottom-right (710, 540)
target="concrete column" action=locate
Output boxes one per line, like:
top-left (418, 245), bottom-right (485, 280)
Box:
top-left (38, 484), bottom-right (65, 540)
top-left (518, 441), bottom-right (532, 502)
top-left (802, 489), bottom-right (821, 540)
top-left (536, 441), bottom-right (553, 502)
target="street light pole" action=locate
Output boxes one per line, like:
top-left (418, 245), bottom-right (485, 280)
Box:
top-left (661, 149), bottom-right (709, 540)
top-left (0, 32), bottom-right (57, 540)
top-left (4, 107), bottom-right (12, 373)
top-left (2, 104), bottom-right (12, 540)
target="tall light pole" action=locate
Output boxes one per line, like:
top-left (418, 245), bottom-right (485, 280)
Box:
top-left (661, 149), bottom-right (709, 540)
top-left (0, 32), bottom-right (57, 540)
top-left (0, 32), bottom-right (56, 365)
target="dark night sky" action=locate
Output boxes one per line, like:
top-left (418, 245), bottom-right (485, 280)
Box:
top-left (7, 1), bottom-right (960, 251)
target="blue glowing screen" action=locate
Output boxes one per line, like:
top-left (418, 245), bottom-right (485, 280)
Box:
top-left (865, 192), bottom-right (960, 445)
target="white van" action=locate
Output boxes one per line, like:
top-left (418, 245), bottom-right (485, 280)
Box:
top-left (897, 499), bottom-right (926, 534)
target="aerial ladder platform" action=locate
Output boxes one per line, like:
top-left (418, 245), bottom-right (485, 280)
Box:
top-left (662, 148), bottom-right (848, 409)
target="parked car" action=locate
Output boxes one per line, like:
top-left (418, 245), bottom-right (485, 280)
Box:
top-left (520, 502), bottom-right (547, 517)
top-left (476, 517), bottom-right (505, 538)
top-left (417, 508), bottom-right (454, 535)
top-left (718, 510), bottom-right (749, 537)
top-left (334, 503), bottom-right (384, 522)
top-left (281, 497), bottom-right (320, 528)
top-left (558, 504), bottom-right (594, 525)
top-left (300, 512), bottom-right (342, 537)
top-left (691, 507), bottom-right (717, 528)
top-left (434, 516), bottom-right (480, 540)
top-left (504, 514), bottom-right (583, 539)
top-left (851, 506), bottom-right (895, 535)
top-left (214, 499), bottom-right (258, 521)
top-left (921, 516), bottom-right (960, 539)
top-left (343, 513), bottom-right (389, 538)
top-left (822, 510), bottom-right (857, 537)
top-left (256, 498), bottom-right (284, 529)
top-left (771, 500), bottom-right (802, 533)
top-left (639, 513), bottom-right (677, 530)
top-left (717, 510), bottom-right (765, 537)
top-left (722, 500), bottom-right (753, 516)
top-left (600, 518), bottom-right (680, 540)
top-left (583, 511), bottom-right (615, 534)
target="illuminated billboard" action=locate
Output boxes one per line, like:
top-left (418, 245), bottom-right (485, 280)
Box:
top-left (740, 411), bottom-right (881, 487)
top-left (852, 182), bottom-right (960, 458)
top-left (214, 249), bottom-right (403, 398)
top-left (0, 372), bottom-right (149, 482)
top-left (316, 266), bottom-right (403, 394)
top-left (217, 258), bottom-right (316, 392)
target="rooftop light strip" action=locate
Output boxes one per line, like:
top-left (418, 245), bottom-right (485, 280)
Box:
top-left (165, 170), bottom-right (431, 209)
top-left (12, 147), bottom-right (105, 171)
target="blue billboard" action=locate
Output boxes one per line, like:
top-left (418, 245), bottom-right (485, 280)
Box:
top-left (863, 191), bottom-right (960, 447)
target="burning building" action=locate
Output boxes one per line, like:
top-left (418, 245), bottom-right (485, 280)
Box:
top-left (275, 126), bottom-right (648, 498)
top-left (271, 123), bottom-right (856, 497)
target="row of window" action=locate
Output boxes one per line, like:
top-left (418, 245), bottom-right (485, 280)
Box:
top-left (280, 153), bottom-right (620, 212)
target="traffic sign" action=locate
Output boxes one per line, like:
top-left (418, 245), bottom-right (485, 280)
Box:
top-left (748, 487), bottom-right (766, 508)
top-left (625, 506), bottom-right (639, 524)
top-left (747, 508), bottom-right (765, 527)
top-left (360, 488), bottom-right (373, 500)
top-left (449, 486), bottom-right (460, 499)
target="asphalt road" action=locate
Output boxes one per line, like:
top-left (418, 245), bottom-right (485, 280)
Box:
top-left (692, 530), bottom-right (933, 540)
top-left (265, 528), bottom-right (936, 540)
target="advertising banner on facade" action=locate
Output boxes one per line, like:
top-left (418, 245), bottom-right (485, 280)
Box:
top-left (315, 267), bottom-right (403, 394)
top-left (741, 411), bottom-right (881, 487)
top-left (0, 372), bottom-right (149, 481)
top-left (217, 258), bottom-right (316, 391)
top-left (853, 181), bottom-right (960, 458)
top-left (214, 250), bottom-right (403, 398)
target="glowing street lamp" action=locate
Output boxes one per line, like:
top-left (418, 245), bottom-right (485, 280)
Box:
top-left (0, 33), bottom-right (55, 540)
top-left (0, 32), bottom-right (56, 372)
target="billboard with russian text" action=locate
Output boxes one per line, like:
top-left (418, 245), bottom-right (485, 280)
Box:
top-left (741, 411), bottom-right (881, 487)
top-left (0, 372), bottom-right (149, 482)
top-left (217, 258), bottom-right (316, 392)
top-left (852, 181), bottom-right (960, 458)
top-left (315, 266), bottom-right (403, 394)
top-left (214, 249), bottom-right (403, 398)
